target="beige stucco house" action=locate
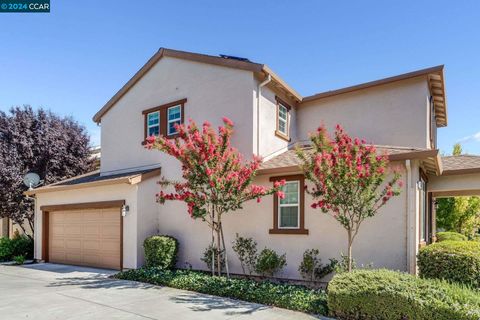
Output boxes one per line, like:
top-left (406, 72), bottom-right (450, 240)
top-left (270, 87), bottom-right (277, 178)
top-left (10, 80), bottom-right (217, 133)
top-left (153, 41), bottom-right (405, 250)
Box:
top-left (27, 48), bottom-right (480, 278)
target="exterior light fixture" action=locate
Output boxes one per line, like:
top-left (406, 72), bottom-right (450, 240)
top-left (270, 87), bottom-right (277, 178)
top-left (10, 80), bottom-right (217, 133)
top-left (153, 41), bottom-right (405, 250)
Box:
top-left (121, 205), bottom-right (129, 217)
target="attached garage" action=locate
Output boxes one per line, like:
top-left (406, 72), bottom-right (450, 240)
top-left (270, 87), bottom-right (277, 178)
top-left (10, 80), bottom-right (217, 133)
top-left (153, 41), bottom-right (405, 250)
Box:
top-left (41, 201), bottom-right (124, 270)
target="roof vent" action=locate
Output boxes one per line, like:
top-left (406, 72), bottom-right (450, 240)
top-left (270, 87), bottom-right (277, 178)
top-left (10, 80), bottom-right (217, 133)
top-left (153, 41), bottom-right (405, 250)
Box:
top-left (219, 54), bottom-right (250, 62)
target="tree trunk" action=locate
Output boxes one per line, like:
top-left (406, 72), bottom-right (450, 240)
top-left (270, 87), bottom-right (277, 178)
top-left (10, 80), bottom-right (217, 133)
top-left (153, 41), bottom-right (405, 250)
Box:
top-left (347, 229), bottom-right (353, 272)
top-left (220, 223), bottom-right (230, 278)
top-left (216, 225), bottom-right (221, 276)
top-left (210, 209), bottom-right (215, 276)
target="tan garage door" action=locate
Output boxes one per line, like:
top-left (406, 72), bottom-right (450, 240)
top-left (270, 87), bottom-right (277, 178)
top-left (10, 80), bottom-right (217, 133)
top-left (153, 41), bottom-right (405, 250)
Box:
top-left (49, 208), bottom-right (121, 270)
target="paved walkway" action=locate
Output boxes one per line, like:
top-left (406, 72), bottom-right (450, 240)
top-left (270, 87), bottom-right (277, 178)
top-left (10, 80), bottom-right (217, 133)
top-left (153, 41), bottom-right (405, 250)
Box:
top-left (0, 263), bottom-right (326, 319)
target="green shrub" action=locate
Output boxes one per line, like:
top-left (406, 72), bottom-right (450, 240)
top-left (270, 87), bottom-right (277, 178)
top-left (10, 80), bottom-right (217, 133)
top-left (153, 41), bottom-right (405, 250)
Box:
top-left (298, 249), bottom-right (337, 281)
top-left (231, 234), bottom-right (257, 276)
top-left (0, 237), bottom-right (13, 262)
top-left (13, 255), bottom-right (25, 265)
top-left (201, 244), bottom-right (225, 273)
top-left (327, 269), bottom-right (480, 320)
top-left (115, 268), bottom-right (327, 315)
top-left (418, 241), bottom-right (480, 287)
top-left (11, 235), bottom-right (33, 259)
top-left (255, 248), bottom-right (286, 277)
top-left (436, 231), bottom-right (467, 242)
top-left (143, 235), bottom-right (178, 269)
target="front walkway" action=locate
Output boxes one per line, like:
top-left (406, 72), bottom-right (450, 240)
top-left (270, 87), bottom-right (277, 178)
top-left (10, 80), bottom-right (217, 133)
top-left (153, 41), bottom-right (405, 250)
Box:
top-left (0, 263), bottom-right (325, 319)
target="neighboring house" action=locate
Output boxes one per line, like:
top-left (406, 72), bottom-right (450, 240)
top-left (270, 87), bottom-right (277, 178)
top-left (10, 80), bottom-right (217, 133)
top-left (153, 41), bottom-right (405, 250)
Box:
top-left (26, 48), bottom-right (480, 277)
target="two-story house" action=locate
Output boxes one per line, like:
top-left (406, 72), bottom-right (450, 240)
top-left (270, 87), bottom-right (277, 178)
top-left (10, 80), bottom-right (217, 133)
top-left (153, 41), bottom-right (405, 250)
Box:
top-left (27, 48), bottom-right (480, 278)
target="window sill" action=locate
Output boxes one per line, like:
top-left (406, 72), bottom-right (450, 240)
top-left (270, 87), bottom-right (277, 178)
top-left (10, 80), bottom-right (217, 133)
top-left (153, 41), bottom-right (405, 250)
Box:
top-left (275, 131), bottom-right (290, 142)
top-left (269, 228), bottom-right (309, 235)
top-left (141, 134), bottom-right (179, 145)
top-left (418, 241), bottom-right (427, 249)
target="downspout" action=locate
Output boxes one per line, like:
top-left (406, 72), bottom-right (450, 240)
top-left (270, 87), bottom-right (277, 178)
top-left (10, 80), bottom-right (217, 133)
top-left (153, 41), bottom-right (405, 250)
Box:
top-left (405, 159), bottom-right (415, 274)
top-left (256, 74), bottom-right (272, 156)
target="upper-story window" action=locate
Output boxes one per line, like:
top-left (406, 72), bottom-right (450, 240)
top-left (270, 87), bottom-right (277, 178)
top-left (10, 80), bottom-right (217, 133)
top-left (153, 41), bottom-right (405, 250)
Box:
top-left (147, 111), bottom-right (160, 136)
top-left (167, 105), bottom-right (182, 136)
top-left (269, 175), bottom-right (308, 235)
top-left (429, 96), bottom-right (437, 149)
top-left (275, 97), bottom-right (291, 141)
top-left (142, 98), bottom-right (186, 140)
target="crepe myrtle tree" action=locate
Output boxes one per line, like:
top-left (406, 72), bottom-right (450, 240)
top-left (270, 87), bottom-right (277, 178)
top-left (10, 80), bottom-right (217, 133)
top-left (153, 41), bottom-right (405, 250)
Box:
top-left (145, 117), bottom-right (285, 276)
top-left (297, 125), bottom-right (402, 271)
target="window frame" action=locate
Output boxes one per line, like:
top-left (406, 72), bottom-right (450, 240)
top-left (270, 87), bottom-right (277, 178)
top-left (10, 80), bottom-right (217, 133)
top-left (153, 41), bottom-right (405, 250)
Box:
top-left (275, 97), bottom-right (291, 141)
top-left (167, 105), bottom-right (182, 136)
top-left (278, 180), bottom-right (300, 229)
top-left (269, 174), bottom-right (308, 235)
top-left (146, 111), bottom-right (160, 137)
top-left (419, 169), bottom-right (429, 246)
top-left (142, 98), bottom-right (186, 141)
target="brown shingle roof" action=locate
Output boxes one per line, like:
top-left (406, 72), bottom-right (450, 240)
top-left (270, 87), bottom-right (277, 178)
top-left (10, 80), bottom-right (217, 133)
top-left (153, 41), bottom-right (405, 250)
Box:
top-left (259, 145), bottom-right (440, 175)
top-left (25, 167), bottom-right (161, 195)
top-left (441, 155), bottom-right (480, 175)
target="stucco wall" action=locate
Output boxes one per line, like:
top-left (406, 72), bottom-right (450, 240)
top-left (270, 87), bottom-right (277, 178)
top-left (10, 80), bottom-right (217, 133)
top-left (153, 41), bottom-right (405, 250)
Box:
top-left (297, 78), bottom-right (430, 148)
top-left (428, 172), bottom-right (480, 194)
top-left (100, 56), bottom-right (255, 174)
top-left (33, 184), bottom-right (139, 269)
top-left (255, 84), bottom-right (297, 159)
top-left (157, 164), bottom-right (408, 279)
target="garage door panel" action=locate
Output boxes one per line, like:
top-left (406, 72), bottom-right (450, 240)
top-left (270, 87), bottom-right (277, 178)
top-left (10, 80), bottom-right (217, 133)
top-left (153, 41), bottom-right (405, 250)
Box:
top-left (49, 207), bottom-right (121, 270)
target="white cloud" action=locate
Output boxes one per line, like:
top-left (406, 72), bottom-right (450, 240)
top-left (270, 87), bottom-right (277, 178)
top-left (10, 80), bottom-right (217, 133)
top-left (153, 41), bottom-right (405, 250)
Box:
top-left (458, 131), bottom-right (480, 144)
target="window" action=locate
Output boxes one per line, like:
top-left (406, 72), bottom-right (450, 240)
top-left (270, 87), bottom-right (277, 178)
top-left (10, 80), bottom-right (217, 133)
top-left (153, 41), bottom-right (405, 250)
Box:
top-left (147, 111), bottom-right (160, 136)
top-left (142, 98), bottom-right (186, 140)
top-left (167, 105), bottom-right (182, 135)
top-left (429, 96), bottom-right (437, 149)
top-left (269, 175), bottom-right (308, 235)
top-left (275, 97), bottom-right (291, 141)
top-left (279, 181), bottom-right (299, 228)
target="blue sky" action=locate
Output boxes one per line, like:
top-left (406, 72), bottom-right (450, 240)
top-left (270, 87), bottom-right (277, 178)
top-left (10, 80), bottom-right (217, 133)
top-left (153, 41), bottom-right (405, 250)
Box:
top-left (0, 0), bottom-right (479, 154)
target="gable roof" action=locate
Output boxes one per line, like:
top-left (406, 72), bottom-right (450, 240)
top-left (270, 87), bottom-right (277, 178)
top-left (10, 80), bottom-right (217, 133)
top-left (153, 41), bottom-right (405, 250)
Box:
top-left (25, 167), bottom-right (161, 195)
top-left (301, 65), bottom-right (448, 127)
top-left (92, 48), bottom-right (302, 123)
top-left (259, 145), bottom-right (441, 176)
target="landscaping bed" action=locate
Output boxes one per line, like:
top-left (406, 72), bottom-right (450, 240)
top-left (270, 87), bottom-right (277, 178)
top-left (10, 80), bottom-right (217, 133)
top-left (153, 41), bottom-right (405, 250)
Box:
top-left (328, 269), bottom-right (480, 320)
top-left (114, 267), bottom-right (328, 315)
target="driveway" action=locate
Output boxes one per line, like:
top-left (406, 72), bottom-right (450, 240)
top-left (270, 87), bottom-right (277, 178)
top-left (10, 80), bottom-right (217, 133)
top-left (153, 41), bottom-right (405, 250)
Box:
top-left (0, 263), bottom-right (325, 320)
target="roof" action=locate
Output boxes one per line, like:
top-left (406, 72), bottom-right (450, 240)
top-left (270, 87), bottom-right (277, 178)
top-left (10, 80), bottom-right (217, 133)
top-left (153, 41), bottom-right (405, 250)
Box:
top-left (301, 65), bottom-right (448, 127)
top-left (441, 155), bottom-right (480, 175)
top-left (25, 167), bottom-right (161, 195)
top-left (92, 48), bottom-right (302, 123)
top-left (258, 145), bottom-right (441, 175)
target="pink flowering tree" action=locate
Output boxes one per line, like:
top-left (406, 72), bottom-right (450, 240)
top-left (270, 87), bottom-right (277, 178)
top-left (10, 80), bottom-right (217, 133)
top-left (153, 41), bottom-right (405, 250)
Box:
top-left (145, 117), bottom-right (285, 276)
top-left (297, 125), bottom-right (402, 271)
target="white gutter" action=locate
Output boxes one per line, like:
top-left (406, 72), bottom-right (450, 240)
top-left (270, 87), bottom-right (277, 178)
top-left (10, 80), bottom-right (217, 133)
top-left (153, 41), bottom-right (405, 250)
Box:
top-left (405, 159), bottom-right (415, 274)
top-left (256, 75), bottom-right (272, 156)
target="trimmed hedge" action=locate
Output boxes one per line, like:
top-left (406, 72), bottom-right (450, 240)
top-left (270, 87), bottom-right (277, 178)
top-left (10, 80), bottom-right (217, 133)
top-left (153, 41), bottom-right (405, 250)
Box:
top-left (327, 269), bottom-right (480, 320)
top-left (418, 241), bottom-right (480, 287)
top-left (143, 235), bottom-right (178, 269)
top-left (115, 268), bottom-right (327, 315)
top-left (0, 235), bottom-right (33, 262)
top-left (436, 231), bottom-right (467, 242)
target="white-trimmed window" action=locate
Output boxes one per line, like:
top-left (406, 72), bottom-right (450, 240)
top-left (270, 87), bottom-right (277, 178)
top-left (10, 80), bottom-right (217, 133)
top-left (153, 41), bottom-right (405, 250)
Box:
top-left (147, 111), bottom-right (160, 136)
top-left (278, 103), bottom-right (288, 135)
top-left (167, 105), bottom-right (182, 136)
top-left (279, 181), bottom-right (300, 229)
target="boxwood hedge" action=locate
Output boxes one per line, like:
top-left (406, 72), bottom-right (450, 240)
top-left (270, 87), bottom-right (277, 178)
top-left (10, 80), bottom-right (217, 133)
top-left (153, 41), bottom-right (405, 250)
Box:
top-left (115, 267), bottom-right (327, 315)
top-left (143, 235), bottom-right (178, 269)
top-left (327, 269), bottom-right (480, 320)
top-left (436, 231), bottom-right (467, 242)
top-left (418, 241), bottom-right (480, 287)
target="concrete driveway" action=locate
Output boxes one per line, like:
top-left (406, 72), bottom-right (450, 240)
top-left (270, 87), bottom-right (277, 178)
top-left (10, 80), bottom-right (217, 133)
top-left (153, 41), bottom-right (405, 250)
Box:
top-left (0, 263), bottom-right (325, 320)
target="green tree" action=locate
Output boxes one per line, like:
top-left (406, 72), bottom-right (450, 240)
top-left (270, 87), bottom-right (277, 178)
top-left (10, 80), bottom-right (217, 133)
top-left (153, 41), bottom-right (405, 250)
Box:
top-left (437, 196), bottom-right (480, 237)
top-left (453, 143), bottom-right (462, 156)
